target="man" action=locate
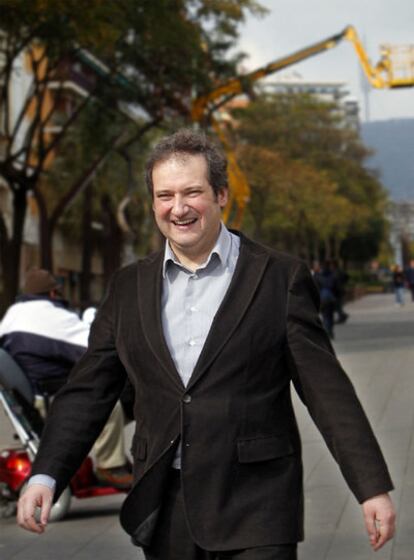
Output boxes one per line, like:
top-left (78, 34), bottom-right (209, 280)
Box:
top-left (331, 259), bottom-right (349, 324)
top-left (0, 268), bottom-right (132, 489)
top-left (18, 130), bottom-right (395, 559)
top-left (314, 260), bottom-right (337, 339)
top-left (405, 259), bottom-right (414, 301)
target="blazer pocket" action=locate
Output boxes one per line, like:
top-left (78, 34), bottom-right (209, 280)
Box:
top-left (130, 434), bottom-right (147, 461)
top-left (237, 434), bottom-right (294, 464)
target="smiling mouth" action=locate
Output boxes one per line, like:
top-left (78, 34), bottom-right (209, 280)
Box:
top-left (172, 218), bottom-right (197, 226)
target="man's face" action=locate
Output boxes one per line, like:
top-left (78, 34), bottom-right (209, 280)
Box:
top-left (152, 154), bottom-right (228, 266)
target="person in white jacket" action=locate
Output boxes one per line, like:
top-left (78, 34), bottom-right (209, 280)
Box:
top-left (0, 267), bottom-right (132, 489)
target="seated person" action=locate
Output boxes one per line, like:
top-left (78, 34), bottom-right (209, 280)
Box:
top-left (0, 268), bottom-right (132, 489)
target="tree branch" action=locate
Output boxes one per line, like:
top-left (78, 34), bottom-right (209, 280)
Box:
top-left (42, 92), bottom-right (93, 160)
top-left (0, 209), bottom-right (10, 248)
top-left (49, 129), bottom-right (128, 229)
top-left (117, 118), bottom-right (161, 151)
top-left (8, 83), bottom-right (38, 159)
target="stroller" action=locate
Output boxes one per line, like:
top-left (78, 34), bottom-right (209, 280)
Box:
top-left (0, 349), bottom-right (126, 521)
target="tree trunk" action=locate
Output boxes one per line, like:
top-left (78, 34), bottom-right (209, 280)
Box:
top-left (101, 194), bottom-right (123, 288)
top-left (324, 237), bottom-right (331, 260)
top-left (79, 183), bottom-right (93, 308)
top-left (311, 236), bottom-right (319, 263)
top-left (0, 186), bottom-right (27, 311)
top-left (31, 189), bottom-right (54, 271)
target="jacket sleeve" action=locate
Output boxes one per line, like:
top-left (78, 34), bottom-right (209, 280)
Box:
top-left (286, 261), bottom-right (393, 503)
top-left (31, 272), bottom-right (127, 499)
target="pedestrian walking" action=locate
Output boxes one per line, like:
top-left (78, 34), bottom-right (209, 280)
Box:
top-left (314, 260), bottom-right (337, 339)
top-left (18, 129), bottom-right (395, 559)
top-left (404, 259), bottom-right (414, 302)
top-left (393, 265), bottom-right (405, 306)
top-left (332, 259), bottom-right (349, 323)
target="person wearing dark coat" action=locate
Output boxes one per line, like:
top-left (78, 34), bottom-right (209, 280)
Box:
top-left (404, 259), bottom-right (414, 302)
top-left (332, 259), bottom-right (349, 323)
top-left (314, 260), bottom-right (337, 339)
top-left (393, 265), bottom-right (405, 306)
top-left (18, 130), bottom-right (395, 560)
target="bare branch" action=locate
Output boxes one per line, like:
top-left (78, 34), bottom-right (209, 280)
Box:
top-left (39, 79), bottom-right (64, 129)
top-left (0, 60), bottom-right (13, 139)
top-left (0, 29), bottom-right (42, 82)
top-left (21, 49), bottom-right (51, 172)
top-left (118, 118), bottom-right (161, 151)
top-left (49, 129), bottom-right (128, 228)
top-left (8, 83), bottom-right (37, 160)
top-left (42, 93), bottom-right (93, 159)
top-left (0, 210), bottom-right (11, 264)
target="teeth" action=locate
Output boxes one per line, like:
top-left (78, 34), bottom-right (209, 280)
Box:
top-left (174, 219), bottom-right (195, 225)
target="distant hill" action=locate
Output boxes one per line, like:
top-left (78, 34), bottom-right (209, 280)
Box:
top-left (361, 119), bottom-right (414, 201)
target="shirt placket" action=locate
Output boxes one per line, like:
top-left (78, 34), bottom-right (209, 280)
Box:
top-left (183, 271), bottom-right (199, 386)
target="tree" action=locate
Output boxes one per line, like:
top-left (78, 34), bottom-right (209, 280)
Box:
top-left (236, 144), bottom-right (353, 260)
top-left (231, 92), bottom-right (388, 263)
top-left (42, 98), bottom-right (167, 305)
top-left (0, 0), bottom-right (131, 307)
top-left (0, 0), bottom-right (264, 309)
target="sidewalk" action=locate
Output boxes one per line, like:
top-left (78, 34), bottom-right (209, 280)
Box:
top-left (1, 292), bottom-right (413, 559)
top-left (297, 293), bottom-right (414, 559)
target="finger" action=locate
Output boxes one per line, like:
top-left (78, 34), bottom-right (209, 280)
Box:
top-left (39, 494), bottom-right (52, 526)
top-left (372, 517), bottom-right (396, 551)
top-left (364, 511), bottom-right (379, 548)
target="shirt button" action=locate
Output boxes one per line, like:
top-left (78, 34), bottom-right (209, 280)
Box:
top-left (182, 394), bottom-right (192, 404)
top-left (190, 306), bottom-right (198, 312)
top-left (188, 339), bottom-right (196, 346)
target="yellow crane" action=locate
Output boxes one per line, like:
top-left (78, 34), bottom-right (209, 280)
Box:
top-left (192, 26), bottom-right (414, 226)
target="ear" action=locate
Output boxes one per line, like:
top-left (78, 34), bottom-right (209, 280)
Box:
top-left (217, 187), bottom-right (228, 209)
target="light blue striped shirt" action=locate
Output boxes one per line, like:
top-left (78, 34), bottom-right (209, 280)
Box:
top-left (162, 224), bottom-right (240, 387)
top-left (162, 223), bottom-right (240, 467)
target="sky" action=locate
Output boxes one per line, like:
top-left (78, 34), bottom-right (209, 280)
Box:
top-left (236, 0), bottom-right (414, 122)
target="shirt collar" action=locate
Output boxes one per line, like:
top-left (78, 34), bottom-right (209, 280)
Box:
top-left (162, 222), bottom-right (232, 278)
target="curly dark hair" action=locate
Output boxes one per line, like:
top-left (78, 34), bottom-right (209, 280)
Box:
top-left (145, 128), bottom-right (228, 197)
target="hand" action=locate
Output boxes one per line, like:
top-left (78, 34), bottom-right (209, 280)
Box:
top-left (17, 483), bottom-right (54, 534)
top-left (362, 493), bottom-right (396, 551)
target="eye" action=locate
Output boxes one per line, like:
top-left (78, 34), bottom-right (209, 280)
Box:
top-left (187, 189), bottom-right (202, 197)
top-left (156, 192), bottom-right (173, 200)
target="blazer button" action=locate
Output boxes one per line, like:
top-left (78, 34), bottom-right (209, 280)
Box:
top-left (182, 394), bottom-right (192, 404)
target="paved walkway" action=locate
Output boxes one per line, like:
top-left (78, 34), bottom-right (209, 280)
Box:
top-left (1, 292), bottom-right (413, 559)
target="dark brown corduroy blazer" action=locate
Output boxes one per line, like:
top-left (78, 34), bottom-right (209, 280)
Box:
top-left (32, 233), bottom-right (393, 551)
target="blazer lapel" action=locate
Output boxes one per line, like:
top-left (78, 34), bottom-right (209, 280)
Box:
top-left (137, 251), bottom-right (185, 391)
top-left (187, 235), bottom-right (269, 391)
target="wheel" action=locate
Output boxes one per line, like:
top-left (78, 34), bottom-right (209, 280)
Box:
top-left (0, 496), bottom-right (17, 518)
top-left (19, 482), bottom-right (72, 522)
top-left (48, 486), bottom-right (72, 522)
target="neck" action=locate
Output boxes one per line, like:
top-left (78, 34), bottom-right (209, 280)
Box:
top-left (170, 247), bottom-right (212, 272)
top-left (169, 224), bottom-right (222, 271)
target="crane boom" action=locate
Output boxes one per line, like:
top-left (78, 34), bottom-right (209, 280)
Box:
top-left (191, 26), bottom-right (414, 226)
top-left (344, 26), bottom-right (414, 89)
top-left (192, 28), bottom-right (349, 122)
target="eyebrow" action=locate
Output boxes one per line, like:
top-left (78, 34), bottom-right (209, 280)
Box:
top-left (155, 185), bottom-right (204, 194)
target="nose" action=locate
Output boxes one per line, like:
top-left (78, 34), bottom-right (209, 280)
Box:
top-left (171, 195), bottom-right (188, 216)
